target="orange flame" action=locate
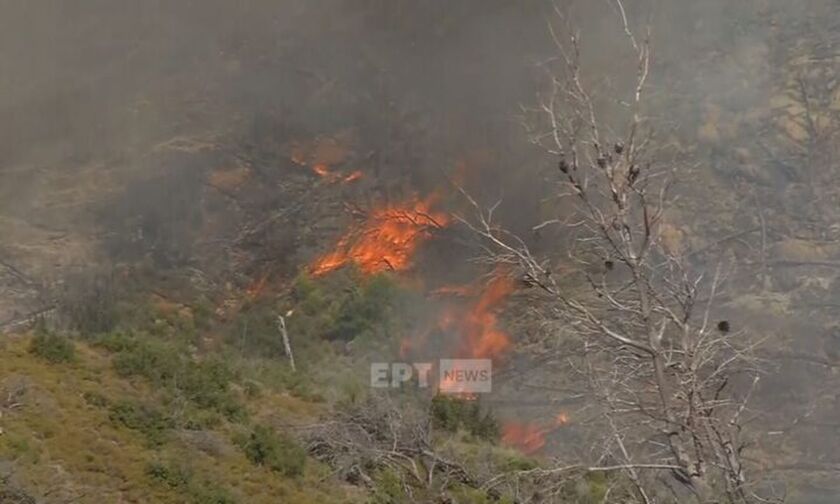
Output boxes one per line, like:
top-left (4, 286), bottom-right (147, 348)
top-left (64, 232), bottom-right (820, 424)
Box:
top-left (312, 163), bottom-right (332, 178)
top-left (343, 170), bottom-right (364, 183)
top-left (438, 371), bottom-right (479, 400)
top-left (245, 272), bottom-right (270, 300)
top-left (291, 134), bottom-right (363, 184)
top-left (310, 193), bottom-right (450, 276)
top-left (434, 272), bottom-right (515, 362)
top-left (402, 270), bottom-right (515, 364)
top-left (502, 422), bottom-right (548, 454)
top-left (463, 275), bottom-right (515, 359)
top-left (502, 412), bottom-right (570, 455)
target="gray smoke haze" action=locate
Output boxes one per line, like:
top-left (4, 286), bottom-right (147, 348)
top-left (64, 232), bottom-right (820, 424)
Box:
top-left (1, 0), bottom-right (829, 198)
top-left (2, 1), bottom-right (840, 501)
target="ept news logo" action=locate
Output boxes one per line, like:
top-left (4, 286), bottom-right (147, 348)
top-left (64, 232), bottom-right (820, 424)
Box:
top-left (370, 359), bottom-right (492, 394)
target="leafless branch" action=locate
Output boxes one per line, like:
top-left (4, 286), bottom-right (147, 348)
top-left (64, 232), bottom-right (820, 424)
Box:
top-left (458, 6), bottom-right (771, 503)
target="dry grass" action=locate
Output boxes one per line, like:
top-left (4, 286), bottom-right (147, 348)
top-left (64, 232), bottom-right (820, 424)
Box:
top-left (0, 335), bottom-right (361, 504)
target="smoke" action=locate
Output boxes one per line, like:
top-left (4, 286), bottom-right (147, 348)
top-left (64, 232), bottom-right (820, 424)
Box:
top-left (2, 0), bottom-right (822, 218)
top-left (3, 1), bottom-right (840, 498)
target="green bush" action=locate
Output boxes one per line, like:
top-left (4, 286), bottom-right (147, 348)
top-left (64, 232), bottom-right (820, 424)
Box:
top-left (236, 425), bottom-right (306, 477)
top-left (192, 296), bottom-right (215, 331)
top-left (242, 380), bottom-right (261, 399)
top-left (105, 334), bottom-right (245, 421)
top-left (499, 452), bottom-right (537, 472)
top-left (146, 460), bottom-right (192, 488)
top-left (29, 332), bottom-right (75, 363)
top-left (236, 358), bottom-right (323, 403)
top-left (285, 272), bottom-right (398, 344)
top-left (430, 395), bottom-right (499, 442)
top-left (369, 467), bottom-right (412, 504)
top-left (228, 301), bottom-right (285, 357)
top-left (146, 459), bottom-right (237, 504)
top-left (326, 274), bottom-right (395, 341)
top-left (189, 485), bottom-right (237, 504)
top-left (448, 485), bottom-right (504, 504)
top-left (181, 359), bottom-right (233, 408)
top-left (112, 338), bottom-right (181, 384)
top-left (109, 401), bottom-right (174, 446)
top-left (82, 391), bottom-right (109, 408)
top-left (182, 408), bottom-right (223, 430)
top-left (93, 331), bottom-right (139, 352)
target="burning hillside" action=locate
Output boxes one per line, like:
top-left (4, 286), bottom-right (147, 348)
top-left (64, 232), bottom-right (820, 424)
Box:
top-left (291, 132), bottom-right (365, 184)
top-left (11, 1), bottom-right (838, 503)
top-left (395, 268), bottom-right (517, 369)
top-left (453, 273), bottom-right (515, 360)
top-left (502, 412), bottom-right (570, 455)
top-left (310, 192), bottom-right (451, 276)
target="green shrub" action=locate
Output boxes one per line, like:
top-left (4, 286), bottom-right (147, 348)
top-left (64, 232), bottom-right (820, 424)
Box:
top-left (227, 300), bottom-right (286, 357)
top-left (500, 452), bottom-right (537, 472)
top-left (82, 391), bottom-right (109, 408)
top-left (146, 459), bottom-right (237, 503)
top-left (192, 296), bottom-right (215, 331)
top-left (29, 332), bottom-right (75, 363)
top-left (327, 274), bottom-right (395, 341)
top-left (448, 485), bottom-right (499, 504)
top-left (242, 380), bottom-right (261, 399)
top-left (106, 335), bottom-right (245, 421)
top-left (182, 359), bottom-right (246, 421)
top-left (236, 425), bottom-right (306, 477)
top-left (430, 395), bottom-right (499, 442)
top-left (188, 485), bottom-right (237, 504)
top-left (112, 339), bottom-right (180, 384)
top-left (93, 331), bottom-right (139, 352)
top-left (236, 358), bottom-right (323, 403)
top-left (0, 432), bottom-right (34, 460)
top-left (181, 359), bottom-right (233, 409)
top-left (146, 460), bottom-right (192, 488)
top-left (285, 272), bottom-right (398, 344)
top-left (109, 401), bottom-right (174, 446)
top-left (369, 467), bottom-right (411, 504)
top-left (182, 408), bottom-right (223, 430)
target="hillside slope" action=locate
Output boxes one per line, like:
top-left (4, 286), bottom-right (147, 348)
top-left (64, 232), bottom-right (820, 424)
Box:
top-left (0, 333), bottom-right (361, 504)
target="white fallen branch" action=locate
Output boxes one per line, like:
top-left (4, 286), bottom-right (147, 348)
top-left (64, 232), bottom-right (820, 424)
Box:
top-left (277, 312), bottom-right (296, 372)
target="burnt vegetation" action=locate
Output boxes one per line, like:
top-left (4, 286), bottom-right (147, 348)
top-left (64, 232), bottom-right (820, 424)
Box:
top-left (3, 1), bottom-right (840, 503)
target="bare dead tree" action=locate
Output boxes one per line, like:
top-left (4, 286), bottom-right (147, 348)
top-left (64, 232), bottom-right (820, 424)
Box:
top-left (276, 312), bottom-right (296, 371)
top-left (457, 3), bottom-right (771, 503)
top-left (305, 395), bottom-right (502, 501)
top-left (304, 394), bottom-right (644, 503)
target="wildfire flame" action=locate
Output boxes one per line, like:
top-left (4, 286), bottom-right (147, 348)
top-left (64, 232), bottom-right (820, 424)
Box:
top-left (343, 170), bottom-right (364, 183)
top-left (501, 412), bottom-right (571, 455)
top-left (311, 163), bottom-right (332, 178)
top-left (291, 134), bottom-right (364, 184)
top-left (433, 271), bottom-right (515, 362)
top-left (402, 269), bottom-right (515, 369)
top-left (310, 193), bottom-right (450, 276)
top-left (438, 371), bottom-right (479, 400)
top-left (461, 274), bottom-right (515, 359)
top-left (245, 272), bottom-right (269, 300)
top-left (298, 160), bottom-right (364, 184)
top-left (501, 422), bottom-right (548, 454)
